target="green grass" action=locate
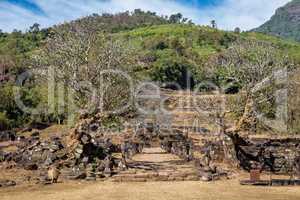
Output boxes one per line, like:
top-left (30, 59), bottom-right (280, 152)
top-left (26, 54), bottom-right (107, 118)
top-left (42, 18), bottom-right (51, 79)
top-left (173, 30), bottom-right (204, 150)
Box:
top-left (117, 24), bottom-right (300, 62)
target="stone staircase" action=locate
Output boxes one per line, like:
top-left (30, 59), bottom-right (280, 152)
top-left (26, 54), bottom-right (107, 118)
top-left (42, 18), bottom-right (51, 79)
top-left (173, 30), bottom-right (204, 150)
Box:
top-left (138, 89), bottom-right (222, 132)
top-left (111, 147), bottom-right (200, 182)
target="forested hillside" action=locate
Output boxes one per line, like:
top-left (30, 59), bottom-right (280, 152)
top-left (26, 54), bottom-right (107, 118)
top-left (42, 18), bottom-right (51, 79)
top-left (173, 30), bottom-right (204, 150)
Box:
top-left (0, 10), bottom-right (299, 134)
top-left (117, 24), bottom-right (300, 85)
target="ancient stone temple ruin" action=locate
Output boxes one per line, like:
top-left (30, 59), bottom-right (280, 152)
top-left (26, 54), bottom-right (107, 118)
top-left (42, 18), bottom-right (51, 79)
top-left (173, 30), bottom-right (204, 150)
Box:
top-left (0, 89), bottom-right (299, 186)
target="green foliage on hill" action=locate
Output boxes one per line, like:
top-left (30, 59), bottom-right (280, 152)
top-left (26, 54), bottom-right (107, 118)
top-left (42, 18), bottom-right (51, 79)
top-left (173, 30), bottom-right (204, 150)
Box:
top-left (117, 24), bottom-right (300, 134)
top-left (117, 24), bottom-right (300, 89)
top-left (117, 24), bottom-right (239, 87)
top-left (0, 26), bottom-right (48, 57)
top-left (63, 9), bottom-right (169, 33)
top-left (0, 25), bottom-right (50, 130)
top-left (0, 112), bottom-right (10, 131)
top-left (243, 32), bottom-right (300, 61)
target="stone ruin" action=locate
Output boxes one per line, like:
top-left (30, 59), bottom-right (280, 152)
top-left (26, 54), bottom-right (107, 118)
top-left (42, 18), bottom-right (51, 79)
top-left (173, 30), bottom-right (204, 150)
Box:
top-left (226, 132), bottom-right (300, 176)
top-left (0, 114), bottom-right (231, 185)
top-left (1, 113), bottom-right (300, 186)
top-left (0, 114), bottom-right (153, 183)
top-left (0, 136), bottom-right (65, 171)
top-left (125, 123), bottom-right (231, 182)
top-left (197, 131), bottom-right (300, 180)
top-left (0, 114), bottom-right (119, 183)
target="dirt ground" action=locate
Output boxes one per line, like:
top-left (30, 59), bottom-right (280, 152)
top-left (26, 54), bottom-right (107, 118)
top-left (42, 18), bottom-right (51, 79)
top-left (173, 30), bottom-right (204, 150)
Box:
top-left (0, 179), bottom-right (299, 200)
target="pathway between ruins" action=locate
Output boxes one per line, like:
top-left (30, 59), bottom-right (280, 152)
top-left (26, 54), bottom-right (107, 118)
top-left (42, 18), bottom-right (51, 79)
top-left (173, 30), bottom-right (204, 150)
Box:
top-left (112, 147), bottom-right (199, 182)
top-left (135, 89), bottom-right (225, 162)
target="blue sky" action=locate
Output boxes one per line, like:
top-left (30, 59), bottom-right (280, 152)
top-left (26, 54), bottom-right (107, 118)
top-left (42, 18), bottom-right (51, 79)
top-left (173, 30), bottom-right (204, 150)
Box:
top-left (2, 0), bottom-right (46, 15)
top-left (0, 0), bottom-right (291, 32)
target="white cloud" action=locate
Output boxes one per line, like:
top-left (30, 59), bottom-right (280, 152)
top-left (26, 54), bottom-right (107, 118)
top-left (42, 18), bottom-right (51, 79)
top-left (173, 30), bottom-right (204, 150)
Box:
top-left (0, 0), bottom-right (291, 32)
top-left (195, 0), bottom-right (291, 30)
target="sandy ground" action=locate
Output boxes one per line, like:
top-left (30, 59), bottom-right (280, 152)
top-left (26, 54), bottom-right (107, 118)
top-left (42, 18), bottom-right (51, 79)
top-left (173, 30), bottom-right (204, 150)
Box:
top-left (1, 179), bottom-right (300, 200)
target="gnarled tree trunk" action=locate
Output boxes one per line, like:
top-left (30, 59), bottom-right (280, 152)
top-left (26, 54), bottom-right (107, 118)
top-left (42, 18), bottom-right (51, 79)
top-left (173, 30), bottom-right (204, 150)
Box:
top-left (236, 95), bottom-right (257, 132)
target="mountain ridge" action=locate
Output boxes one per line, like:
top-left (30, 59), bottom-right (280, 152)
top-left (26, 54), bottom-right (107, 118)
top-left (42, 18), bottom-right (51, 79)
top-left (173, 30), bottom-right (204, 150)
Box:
top-left (254, 0), bottom-right (300, 42)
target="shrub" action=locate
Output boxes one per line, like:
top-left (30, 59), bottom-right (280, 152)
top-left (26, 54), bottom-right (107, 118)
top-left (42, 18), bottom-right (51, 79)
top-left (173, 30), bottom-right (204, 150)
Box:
top-left (0, 83), bottom-right (56, 128)
top-left (194, 82), bottom-right (218, 92)
top-left (0, 112), bottom-right (10, 131)
top-left (226, 93), bottom-right (247, 119)
top-left (150, 57), bottom-right (196, 89)
top-left (223, 81), bottom-right (241, 94)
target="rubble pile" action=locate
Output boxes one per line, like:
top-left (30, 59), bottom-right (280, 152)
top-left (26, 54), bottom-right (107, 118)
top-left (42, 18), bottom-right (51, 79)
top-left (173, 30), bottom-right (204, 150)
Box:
top-left (0, 113), bottom-right (130, 183)
top-left (190, 139), bottom-right (231, 182)
top-left (195, 160), bottom-right (229, 182)
top-left (121, 140), bottom-right (144, 160)
top-left (1, 136), bottom-right (66, 171)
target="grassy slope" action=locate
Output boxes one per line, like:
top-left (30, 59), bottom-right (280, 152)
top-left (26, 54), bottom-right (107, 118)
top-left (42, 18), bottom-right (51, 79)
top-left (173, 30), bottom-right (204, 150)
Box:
top-left (114, 24), bottom-right (300, 84)
top-left (119, 24), bottom-right (235, 55)
top-left (244, 32), bottom-right (300, 61)
top-left (119, 24), bottom-right (300, 63)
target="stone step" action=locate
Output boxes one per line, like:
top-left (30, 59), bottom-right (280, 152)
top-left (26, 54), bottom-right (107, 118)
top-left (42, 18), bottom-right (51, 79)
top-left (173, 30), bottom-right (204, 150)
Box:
top-left (113, 147), bottom-right (201, 182)
top-left (111, 173), bottom-right (200, 182)
top-left (140, 119), bottom-right (212, 127)
top-left (170, 125), bottom-right (210, 133)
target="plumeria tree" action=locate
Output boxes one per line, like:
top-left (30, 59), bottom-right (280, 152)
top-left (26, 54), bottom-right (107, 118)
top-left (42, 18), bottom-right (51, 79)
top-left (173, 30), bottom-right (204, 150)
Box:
top-left (210, 40), bottom-right (293, 131)
top-left (32, 23), bottom-right (139, 118)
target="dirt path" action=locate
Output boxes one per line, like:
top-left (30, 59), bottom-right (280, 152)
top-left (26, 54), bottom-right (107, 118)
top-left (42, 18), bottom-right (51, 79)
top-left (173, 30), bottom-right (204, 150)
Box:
top-left (1, 180), bottom-right (300, 200)
top-left (112, 147), bottom-right (199, 182)
top-left (132, 147), bottom-right (179, 162)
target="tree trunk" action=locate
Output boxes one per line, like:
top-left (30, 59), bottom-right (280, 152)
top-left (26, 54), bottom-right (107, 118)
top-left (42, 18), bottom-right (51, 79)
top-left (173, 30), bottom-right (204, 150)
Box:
top-left (236, 95), bottom-right (257, 132)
